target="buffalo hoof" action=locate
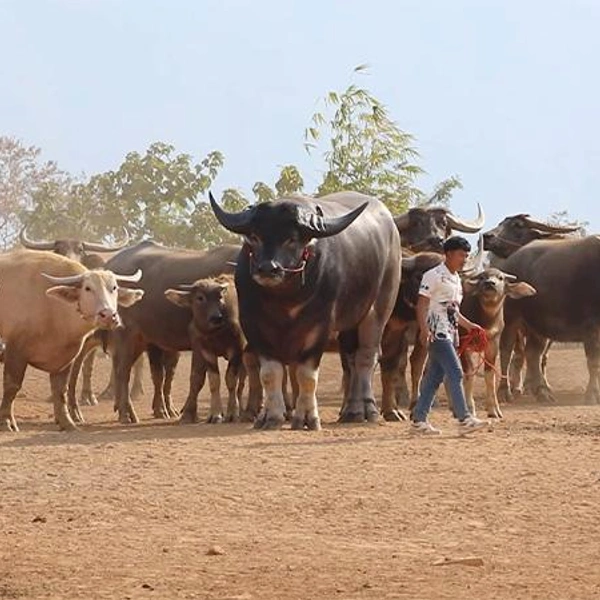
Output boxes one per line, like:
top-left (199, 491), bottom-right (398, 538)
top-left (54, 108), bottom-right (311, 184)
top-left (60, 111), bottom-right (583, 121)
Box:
top-left (394, 389), bottom-right (410, 409)
top-left (497, 386), bottom-right (513, 404)
top-left (364, 399), bottom-right (379, 423)
top-left (118, 408), bottom-right (139, 425)
top-left (0, 416), bottom-right (19, 432)
top-left (178, 411), bottom-right (198, 424)
top-left (224, 413), bottom-right (240, 423)
top-left (166, 405), bottom-right (180, 419)
top-left (338, 408), bottom-right (365, 423)
top-left (487, 407), bottom-right (504, 419)
top-left (291, 415), bottom-right (322, 431)
top-left (57, 417), bottom-right (78, 432)
top-left (69, 406), bottom-right (85, 424)
top-left (253, 411), bottom-right (285, 430)
top-left (240, 409), bottom-right (259, 423)
top-left (207, 414), bottom-right (224, 424)
top-left (153, 408), bottom-right (170, 420)
top-left (80, 390), bottom-right (98, 407)
top-left (382, 409), bottom-right (407, 422)
top-left (535, 387), bottom-right (555, 404)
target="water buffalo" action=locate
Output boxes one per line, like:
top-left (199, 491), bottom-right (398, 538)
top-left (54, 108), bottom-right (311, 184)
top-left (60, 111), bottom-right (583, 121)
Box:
top-left (19, 227), bottom-right (145, 406)
top-left (210, 190), bottom-right (401, 430)
top-left (482, 215), bottom-right (580, 396)
top-left (394, 203), bottom-right (485, 253)
top-left (0, 251), bottom-right (143, 431)
top-left (98, 241), bottom-right (244, 424)
top-left (460, 268), bottom-right (536, 418)
top-left (498, 236), bottom-right (600, 405)
top-left (165, 274), bottom-right (248, 423)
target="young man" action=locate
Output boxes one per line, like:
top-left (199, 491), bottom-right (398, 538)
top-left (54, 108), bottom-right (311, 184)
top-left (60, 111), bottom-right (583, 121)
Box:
top-left (411, 236), bottom-right (487, 435)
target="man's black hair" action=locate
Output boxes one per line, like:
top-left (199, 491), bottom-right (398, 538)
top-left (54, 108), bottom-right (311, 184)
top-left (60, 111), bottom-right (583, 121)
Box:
top-left (443, 236), bottom-right (471, 253)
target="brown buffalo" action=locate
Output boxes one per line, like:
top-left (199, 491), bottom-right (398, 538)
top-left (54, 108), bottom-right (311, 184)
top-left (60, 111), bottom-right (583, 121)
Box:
top-left (165, 274), bottom-right (252, 423)
top-left (0, 251), bottom-right (143, 431)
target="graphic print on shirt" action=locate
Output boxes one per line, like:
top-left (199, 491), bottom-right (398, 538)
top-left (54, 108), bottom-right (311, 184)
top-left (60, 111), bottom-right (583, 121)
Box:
top-left (418, 263), bottom-right (463, 345)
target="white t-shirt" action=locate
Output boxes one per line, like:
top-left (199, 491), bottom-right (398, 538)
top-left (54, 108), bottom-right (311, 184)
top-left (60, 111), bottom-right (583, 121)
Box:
top-left (418, 262), bottom-right (463, 343)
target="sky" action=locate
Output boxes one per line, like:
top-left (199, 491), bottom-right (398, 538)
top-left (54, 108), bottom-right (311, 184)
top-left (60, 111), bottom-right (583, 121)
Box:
top-left (1, 0), bottom-right (599, 232)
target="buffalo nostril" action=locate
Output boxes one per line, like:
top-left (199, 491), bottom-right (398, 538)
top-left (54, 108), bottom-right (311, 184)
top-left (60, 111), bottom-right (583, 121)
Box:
top-left (209, 315), bottom-right (224, 325)
top-left (257, 261), bottom-right (281, 276)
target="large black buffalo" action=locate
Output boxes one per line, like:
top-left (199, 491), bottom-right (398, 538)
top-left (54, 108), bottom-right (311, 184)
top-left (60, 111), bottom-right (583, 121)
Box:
top-left (483, 215), bottom-right (580, 397)
top-left (210, 191), bottom-right (401, 430)
top-left (498, 236), bottom-right (600, 405)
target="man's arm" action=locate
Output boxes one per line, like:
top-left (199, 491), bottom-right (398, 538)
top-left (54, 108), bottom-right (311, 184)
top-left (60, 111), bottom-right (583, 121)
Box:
top-left (457, 312), bottom-right (483, 332)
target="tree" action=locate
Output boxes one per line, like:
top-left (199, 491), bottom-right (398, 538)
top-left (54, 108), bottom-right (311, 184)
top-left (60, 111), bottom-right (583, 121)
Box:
top-left (547, 209), bottom-right (588, 237)
top-left (303, 66), bottom-right (461, 213)
top-left (0, 136), bottom-right (67, 249)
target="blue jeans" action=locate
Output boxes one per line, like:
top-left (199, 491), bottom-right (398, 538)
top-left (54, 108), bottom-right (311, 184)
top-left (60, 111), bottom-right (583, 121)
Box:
top-left (412, 337), bottom-right (470, 422)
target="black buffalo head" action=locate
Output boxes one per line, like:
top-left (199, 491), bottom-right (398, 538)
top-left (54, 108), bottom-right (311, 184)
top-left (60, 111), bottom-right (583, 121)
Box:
top-left (394, 204), bottom-right (485, 253)
top-left (482, 215), bottom-right (579, 259)
top-left (209, 192), bottom-right (367, 288)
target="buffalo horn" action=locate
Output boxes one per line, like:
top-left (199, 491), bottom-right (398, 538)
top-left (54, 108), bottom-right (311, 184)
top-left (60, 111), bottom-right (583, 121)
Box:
top-left (209, 192), bottom-right (255, 235)
top-left (83, 227), bottom-right (131, 252)
top-left (446, 203), bottom-right (485, 233)
top-left (522, 216), bottom-right (580, 234)
top-left (298, 203), bottom-right (368, 238)
top-left (20, 227), bottom-right (55, 251)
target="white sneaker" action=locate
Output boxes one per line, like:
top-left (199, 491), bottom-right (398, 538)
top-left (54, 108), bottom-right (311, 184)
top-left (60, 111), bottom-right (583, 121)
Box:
top-left (458, 415), bottom-right (488, 435)
top-left (411, 421), bottom-right (442, 435)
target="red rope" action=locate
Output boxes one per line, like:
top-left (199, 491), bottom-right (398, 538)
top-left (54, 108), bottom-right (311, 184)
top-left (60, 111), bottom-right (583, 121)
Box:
top-left (458, 328), bottom-right (506, 378)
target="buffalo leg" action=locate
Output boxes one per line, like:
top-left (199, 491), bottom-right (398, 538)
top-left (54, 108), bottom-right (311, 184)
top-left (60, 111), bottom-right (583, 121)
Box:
top-left (379, 320), bottom-right (408, 422)
top-left (498, 319), bottom-right (521, 403)
top-left (254, 358), bottom-right (286, 430)
top-left (206, 359), bottom-right (223, 424)
top-left (525, 331), bottom-right (554, 403)
top-left (112, 332), bottom-right (144, 424)
top-left (583, 333), bottom-right (600, 405)
top-left (162, 351), bottom-right (180, 418)
top-left (67, 335), bottom-right (102, 424)
top-left (241, 350), bottom-right (263, 422)
top-left (51, 368), bottom-right (78, 432)
top-left (179, 348), bottom-right (207, 424)
top-left (408, 337), bottom-right (428, 412)
top-left (510, 329), bottom-right (526, 396)
top-left (131, 355), bottom-right (145, 401)
top-left (285, 365), bottom-right (296, 420)
top-left (291, 359), bottom-right (321, 431)
top-left (0, 346), bottom-right (28, 432)
top-left (484, 343), bottom-right (503, 419)
top-left (224, 357), bottom-right (242, 422)
top-left (79, 349), bottom-right (98, 406)
top-left (340, 308), bottom-right (383, 423)
top-left (147, 345), bottom-right (170, 419)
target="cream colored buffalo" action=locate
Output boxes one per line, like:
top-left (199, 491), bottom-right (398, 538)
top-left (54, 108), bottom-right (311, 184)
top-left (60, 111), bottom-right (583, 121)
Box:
top-left (0, 250), bottom-right (144, 432)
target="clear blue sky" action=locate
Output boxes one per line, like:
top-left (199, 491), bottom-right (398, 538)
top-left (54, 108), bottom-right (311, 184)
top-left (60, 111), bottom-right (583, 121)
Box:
top-left (1, 0), bottom-right (598, 231)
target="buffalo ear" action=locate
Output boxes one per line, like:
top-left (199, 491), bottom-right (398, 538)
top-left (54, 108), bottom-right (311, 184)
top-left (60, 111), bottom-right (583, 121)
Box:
top-left (165, 289), bottom-right (192, 308)
top-left (118, 288), bottom-right (144, 307)
top-left (462, 278), bottom-right (479, 295)
top-left (506, 281), bottom-right (536, 299)
top-left (46, 285), bottom-right (80, 305)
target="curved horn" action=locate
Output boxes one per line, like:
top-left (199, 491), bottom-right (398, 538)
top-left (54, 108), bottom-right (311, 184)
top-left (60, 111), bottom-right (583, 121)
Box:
top-left (461, 234), bottom-right (485, 276)
top-left (209, 191), bottom-right (255, 235)
top-left (522, 216), bottom-right (581, 234)
top-left (298, 203), bottom-right (368, 239)
top-left (446, 202), bottom-right (485, 233)
top-left (41, 272), bottom-right (85, 286)
top-left (175, 283), bottom-right (196, 291)
top-left (499, 271), bottom-right (518, 281)
top-left (20, 227), bottom-right (55, 251)
top-left (113, 269), bottom-right (142, 283)
top-left (82, 227), bottom-right (131, 253)
top-left (393, 211), bottom-right (410, 232)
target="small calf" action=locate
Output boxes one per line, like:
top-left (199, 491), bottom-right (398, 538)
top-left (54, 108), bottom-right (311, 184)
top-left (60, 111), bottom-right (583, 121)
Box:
top-left (165, 275), bottom-right (247, 423)
top-left (460, 268), bottom-right (536, 418)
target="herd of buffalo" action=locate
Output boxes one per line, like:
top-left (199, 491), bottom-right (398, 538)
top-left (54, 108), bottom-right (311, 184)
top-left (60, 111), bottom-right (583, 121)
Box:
top-left (0, 190), bottom-right (594, 433)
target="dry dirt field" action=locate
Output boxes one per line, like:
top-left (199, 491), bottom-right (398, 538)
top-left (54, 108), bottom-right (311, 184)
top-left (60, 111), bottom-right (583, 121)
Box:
top-left (1, 346), bottom-right (599, 600)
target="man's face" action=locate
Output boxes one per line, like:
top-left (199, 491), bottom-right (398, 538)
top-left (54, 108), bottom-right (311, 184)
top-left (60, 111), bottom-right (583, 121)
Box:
top-left (445, 249), bottom-right (469, 272)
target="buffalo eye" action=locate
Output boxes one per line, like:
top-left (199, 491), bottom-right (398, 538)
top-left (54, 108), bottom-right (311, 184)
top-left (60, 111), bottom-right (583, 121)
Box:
top-left (196, 294), bottom-right (206, 303)
top-left (112, 285), bottom-right (118, 292)
top-left (84, 285), bottom-right (92, 292)
top-left (247, 234), bottom-right (261, 245)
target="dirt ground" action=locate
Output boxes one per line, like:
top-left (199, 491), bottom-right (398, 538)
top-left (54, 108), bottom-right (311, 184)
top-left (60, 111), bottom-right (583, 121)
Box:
top-left (1, 346), bottom-right (599, 600)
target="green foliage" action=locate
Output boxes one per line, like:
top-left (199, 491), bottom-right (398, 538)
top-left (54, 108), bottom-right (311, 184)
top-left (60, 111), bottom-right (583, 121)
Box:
top-left (0, 136), bottom-right (66, 249)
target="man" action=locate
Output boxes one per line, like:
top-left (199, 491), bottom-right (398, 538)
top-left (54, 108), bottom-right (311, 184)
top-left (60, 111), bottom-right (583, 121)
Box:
top-left (411, 236), bottom-right (487, 435)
